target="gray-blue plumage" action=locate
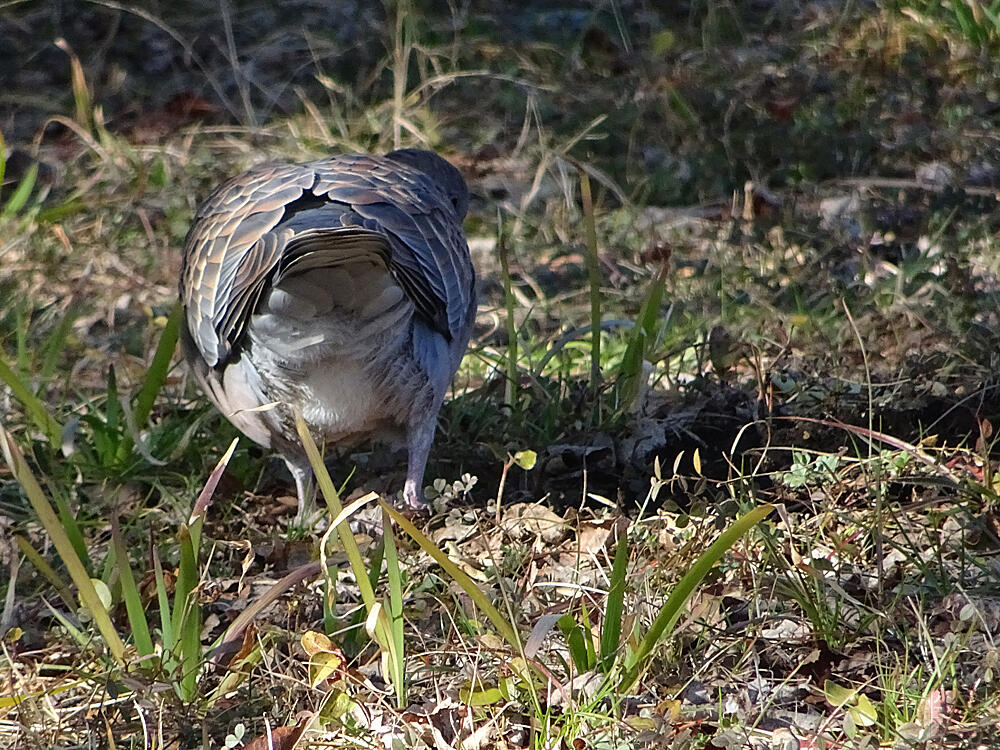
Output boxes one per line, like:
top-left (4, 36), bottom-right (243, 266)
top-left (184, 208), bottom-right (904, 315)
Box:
top-left (179, 149), bottom-right (476, 521)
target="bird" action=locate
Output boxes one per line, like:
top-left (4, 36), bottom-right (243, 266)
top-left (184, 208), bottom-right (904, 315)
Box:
top-left (179, 148), bottom-right (476, 523)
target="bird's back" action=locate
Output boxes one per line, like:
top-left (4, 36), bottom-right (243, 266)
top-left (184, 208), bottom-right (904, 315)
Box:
top-left (180, 151), bottom-right (475, 460)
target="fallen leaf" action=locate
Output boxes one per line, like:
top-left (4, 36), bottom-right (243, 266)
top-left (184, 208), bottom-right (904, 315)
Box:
top-left (243, 723), bottom-right (306, 750)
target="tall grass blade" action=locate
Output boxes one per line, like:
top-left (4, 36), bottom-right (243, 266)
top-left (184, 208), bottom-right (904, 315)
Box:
top-left (380, 500), bottom-right (520, 649)
top-left (14, 535), bottom-right (75, 611)
top-left (0, 164), bottom-right (37, 219)
top-left (174, 524), bottom-right (201, 701)
top-left (619, 266), bottom-right (668, 408)
top-left (51, 489), bottom-right (91, 571)
top-left (344, 534), bottom-right (385, 655)
top-left (557, 614), bottom-right (592, 673)
top-left (296, 415), bottom-right (377, 607)
top-left (0, 424), bottom-right (125, 663)
top-left (497, 212), bottom-right (519, 408)
top-left (152, 549), bottom-right (175, 656)
top-left (295, 414), bottom-right (403, 694)
top-left (111, 515), bottom-right (154, 658)
top-left (55, 38), bottom-right (93, 132)
top-left (0, 353), bottom-right (62, 446)
top-left (133, 303), bottom-right (181, 431)
top-left (579, 169), bottom-right (602, 403)
top-left (599, 528), bottom-right (629, 672)
top-left (191, 436), bottom-right (239, 524)
top-left (106, 366), bottom-right (123, 461)
top-left (383, 507), bottom-right (406, 707)
top-left (618, 503), bottom-right (772, 693)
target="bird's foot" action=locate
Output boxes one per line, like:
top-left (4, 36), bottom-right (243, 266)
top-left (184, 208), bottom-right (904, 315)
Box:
top-left (402, 478), bottom-right (430, 511)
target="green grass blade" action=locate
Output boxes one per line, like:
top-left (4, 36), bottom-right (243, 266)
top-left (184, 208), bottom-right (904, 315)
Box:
top-left (380, 499), bottom-right (520, 649)
top-left (51, 489), bottom-right (90, 572)
top-left (39, 307), bottom-right (78, 381)
top-left (106, 366), bottom-right (123, 462)
top-left (14, 534), bottom-right (75, 611)
top-left (979, 1), bottom-right (1000, 33)
top-left (0, 353), bottom-right (62, 446)
top-left (152, 549), bottom-right (175, 654)
top-left (56, 38), bottom-right (93, 132)
top-left (174, 524), bottom-right (202, 701)
top-left (133, 303), bottom-right (181, 430)
top-left (0, 425), bottom-right (125, 663)
top-left (36, 197), bottom-right (85, 224)
top-left (296, 414), bottom-right (403, 694)
top-left (41, 599), bottom-right (90, 650)
top-left (618, 504), bottom-right (773, 693)
top-left (111, 515), bottom-right (154, 658)
top-left (345, 536), bottom-right (385, 655)
top-left (581, 599), bottom-right (597, 668)
top-left (599, 528), bottom-right (629, 672)
top-left (619, 266), bottom-right (667, 407)
top-left (0, 163), bottom-right (37, 219)
top-left (579, 169), bottom-right (602, 400)
top-left (383, 507), bottom-right (406, 708)
top-left (295, 414), bottom-right (378, 608)
top-left (557, 614), bottom-right (592, 673)
top-left (952, 3), bottom-right (981, 43)
top-left (322, 576), bottom-right (338, 635)
top-left (497, 214), bottom-right (519, 409)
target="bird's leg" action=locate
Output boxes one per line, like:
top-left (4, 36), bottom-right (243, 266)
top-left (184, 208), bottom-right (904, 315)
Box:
top-left (403, 418), bottom-right (437, 510)
top-left (284, 454), bottom-right (316, 526)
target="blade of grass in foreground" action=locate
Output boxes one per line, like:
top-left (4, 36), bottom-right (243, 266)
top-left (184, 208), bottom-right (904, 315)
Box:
top-left (173, 524), bottom-right (201, 701)
top-left (0, 163), bottom-right (37, 219)
top-left (111, 515), bottom-right (154, 658)
top-left (383, 507), bottom-right (406, 707)
top-left (618, 265), bottom-right (668, 409)
top-left (380, 500), bottom-right (520, 649)
top-left (0, 354), bottom-right (62, 447)
top-left (0, 424), bottom-right (125, 663)
top-left (133, 302), bottom-right (181, 430)
top-left (617, 503), bottom-right (773, 693)
top-left (14, 534), bottom-right (75, 611)
top-left (599, 527), bottom-right (629, 673)
top-left (295, 414), bottom-right (404, 701)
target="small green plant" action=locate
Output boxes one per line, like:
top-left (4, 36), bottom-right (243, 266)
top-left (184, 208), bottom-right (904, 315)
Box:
top-left (899, 0), bottom-right (1000, 47)
top-left (782, 450), bottom-right (845, 488)
top-left (223, 723), bottom-right (246, 749)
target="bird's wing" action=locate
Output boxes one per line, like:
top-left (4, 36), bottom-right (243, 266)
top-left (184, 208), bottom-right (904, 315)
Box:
top-left (181, 163), bottom-right (315, 367)
top-left (310, 155), bottom-right (474, 341)
top-left (181, 155), bottom-right (474, 369)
